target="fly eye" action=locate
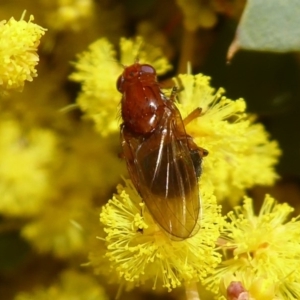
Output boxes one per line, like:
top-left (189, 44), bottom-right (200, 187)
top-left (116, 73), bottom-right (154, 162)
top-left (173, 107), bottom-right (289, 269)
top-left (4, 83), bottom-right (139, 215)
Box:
top-left (116, 75), bottom-right (124, 92)
top-left (140, 64), bottom-right (156, 75)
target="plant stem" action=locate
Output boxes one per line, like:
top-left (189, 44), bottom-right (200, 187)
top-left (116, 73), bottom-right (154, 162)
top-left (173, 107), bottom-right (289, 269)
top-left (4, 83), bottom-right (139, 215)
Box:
top-left (185, 283), bottom-right (201, 300)
top-left (177, 29), bottom-right (196, 74)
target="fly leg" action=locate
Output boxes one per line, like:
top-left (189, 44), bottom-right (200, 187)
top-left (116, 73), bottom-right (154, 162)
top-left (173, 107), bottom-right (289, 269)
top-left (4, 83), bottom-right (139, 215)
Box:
top-left (170, 88), bottom-right (208, 157)
top-left (183, 107), bottom-right (202, 126)
top-left (183, 108), bottom-right (209, 158)
top-left (169, 86), bottom-right (178, 102)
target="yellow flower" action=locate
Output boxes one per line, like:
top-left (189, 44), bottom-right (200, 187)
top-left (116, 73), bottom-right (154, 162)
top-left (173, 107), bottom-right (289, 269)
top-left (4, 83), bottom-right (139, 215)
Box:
top-left (204, 195), bottom-right (300, 299)
top-left (14, 269), bottom-right (108, 300)
top-left (0, 117), bottom-right (57, 217)
top-left (175, 74), bottom-right (281, 204)
top-left (42, 0), bottom-right (95, 31)
top-left (70, 36), bottom-right (172, 136)
top-left (176, 0), bottom-right (218, 30)
top-left (21, 124), bottom-right (124, 257)
top-left (0, 13), bottom-right (46, 93)
top-left (50, 124), bottom-right (126, 199)
top-left (21, 190), bottom-right (98, 258)
top-left (91, 179), bottom-right (223, 291)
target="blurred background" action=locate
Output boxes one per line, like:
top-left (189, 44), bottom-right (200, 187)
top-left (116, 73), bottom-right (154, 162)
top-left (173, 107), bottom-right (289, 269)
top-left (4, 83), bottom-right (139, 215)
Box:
top-left (0, 0), bottom-right (299, 299)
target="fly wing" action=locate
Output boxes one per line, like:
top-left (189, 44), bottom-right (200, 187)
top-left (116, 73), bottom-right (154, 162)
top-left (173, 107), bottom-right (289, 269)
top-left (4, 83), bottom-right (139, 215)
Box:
top-left (123, 107), bottom-right (201, 240)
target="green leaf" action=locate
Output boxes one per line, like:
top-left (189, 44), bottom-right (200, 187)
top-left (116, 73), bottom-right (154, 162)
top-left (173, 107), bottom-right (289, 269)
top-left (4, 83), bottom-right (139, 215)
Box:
top-left (228, 0), bottom-right (300, 58)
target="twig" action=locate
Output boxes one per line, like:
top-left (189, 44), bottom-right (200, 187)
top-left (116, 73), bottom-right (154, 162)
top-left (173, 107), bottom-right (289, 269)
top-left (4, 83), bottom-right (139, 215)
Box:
top-left (185, 282), bottom-right (201, 300)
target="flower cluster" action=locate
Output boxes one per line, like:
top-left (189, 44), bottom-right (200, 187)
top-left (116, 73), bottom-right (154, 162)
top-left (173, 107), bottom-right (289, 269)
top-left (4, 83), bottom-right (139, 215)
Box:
top-left (70, 36), bottom-right (283, 294)
top-left (0, 117), bottom-right (57, 216)
top-left (0, 13), bottom-right (46, 93)
top-left (175, 74), bottom-right (281, 203)
top-left (42, 0), bottom-right (95, 31)
top-left (176, 0), bottom-right (218, 30)
top-left (70, 36), bottom-right (172, 136)
top-left (90, 180), bottom-right (223, 291)
top-left (71, 37), bottom-right (280, 204)
top-left (205, 195), bottom-right (300, 299)
top-left (0, 8), bottom-right (292, 298)
top-left (15, 270), bottom-right (108, 300)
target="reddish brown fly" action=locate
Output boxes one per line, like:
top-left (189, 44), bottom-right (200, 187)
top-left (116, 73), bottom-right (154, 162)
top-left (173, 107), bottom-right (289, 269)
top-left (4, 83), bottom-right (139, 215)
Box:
top-left (117, 62), bottom-right (207, 240)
